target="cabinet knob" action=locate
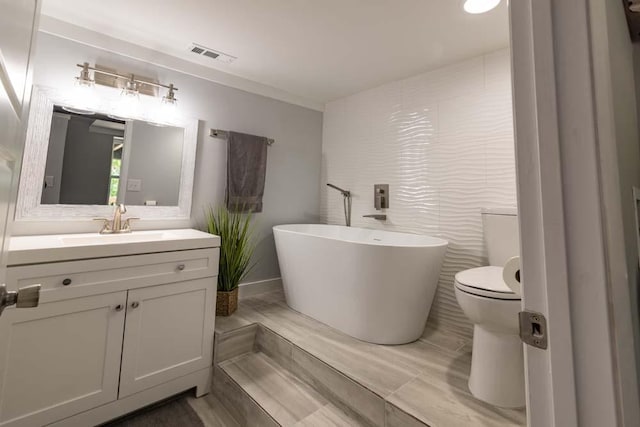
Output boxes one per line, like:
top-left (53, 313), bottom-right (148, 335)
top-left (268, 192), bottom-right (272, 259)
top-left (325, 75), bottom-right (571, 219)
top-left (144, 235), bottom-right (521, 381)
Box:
top-left (131, 301), bottom-right (140, 309)
top-left (115, 304), bottom-right (123, 312)
top-left (62, 278), bottom-right (72, 286)
top-left (177, 264), bottom-right (186, 271)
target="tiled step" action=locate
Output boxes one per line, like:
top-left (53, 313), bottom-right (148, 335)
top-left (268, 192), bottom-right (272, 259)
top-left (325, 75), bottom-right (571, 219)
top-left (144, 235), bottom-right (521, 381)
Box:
top-left (212, 293), bottom-right (525, 427)
top-left (216, 351), bottom-right (365, 426)
top-left (212, 323), bottom-right (421, 427)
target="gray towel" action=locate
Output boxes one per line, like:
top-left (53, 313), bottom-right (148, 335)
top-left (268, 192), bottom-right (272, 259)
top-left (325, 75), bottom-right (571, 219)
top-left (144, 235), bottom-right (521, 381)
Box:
top-left (226, 131), bottom-right (268, 212)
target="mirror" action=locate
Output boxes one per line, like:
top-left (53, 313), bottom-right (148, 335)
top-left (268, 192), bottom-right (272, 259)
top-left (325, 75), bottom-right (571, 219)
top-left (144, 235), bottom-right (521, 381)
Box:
top-left (42, 106), bottom-right (184, 207)
top-left (16, 85), bottom-right (198, 221)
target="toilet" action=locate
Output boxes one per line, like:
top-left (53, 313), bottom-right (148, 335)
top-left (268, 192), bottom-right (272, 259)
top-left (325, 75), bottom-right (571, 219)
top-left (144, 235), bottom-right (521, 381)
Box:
top-left (454, 207), bottom-right (524, 408)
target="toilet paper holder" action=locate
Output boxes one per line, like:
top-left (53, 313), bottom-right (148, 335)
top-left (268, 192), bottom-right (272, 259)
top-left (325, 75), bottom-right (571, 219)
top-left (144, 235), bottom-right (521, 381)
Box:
top-left (503, 256), bottom-right (522, 296)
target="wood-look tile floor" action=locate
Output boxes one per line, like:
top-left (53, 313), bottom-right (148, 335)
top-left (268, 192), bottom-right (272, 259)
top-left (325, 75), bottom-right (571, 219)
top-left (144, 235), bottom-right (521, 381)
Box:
top-left (212, 290), bottom-right (527, 427)
top-left (187, 393), bottom-right (239, 427)
top-left (220, 351), bottom-right (364, 426)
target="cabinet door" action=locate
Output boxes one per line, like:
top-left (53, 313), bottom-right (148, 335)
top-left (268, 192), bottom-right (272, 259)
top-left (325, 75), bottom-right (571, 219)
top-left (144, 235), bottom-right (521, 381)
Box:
top-left (119, 278), bottom-right (215, 398)
top-left (0, 291), bottom-right (127, 427)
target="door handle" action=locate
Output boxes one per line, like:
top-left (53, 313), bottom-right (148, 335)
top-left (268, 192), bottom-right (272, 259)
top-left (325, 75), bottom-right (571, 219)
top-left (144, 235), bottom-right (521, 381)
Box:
top-left (0, 283), bottom-right (41, 316)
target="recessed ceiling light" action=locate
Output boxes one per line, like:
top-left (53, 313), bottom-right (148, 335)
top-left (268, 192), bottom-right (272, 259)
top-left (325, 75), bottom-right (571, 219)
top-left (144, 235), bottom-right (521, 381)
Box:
top-left (464, 0), bottom-right (501, 14)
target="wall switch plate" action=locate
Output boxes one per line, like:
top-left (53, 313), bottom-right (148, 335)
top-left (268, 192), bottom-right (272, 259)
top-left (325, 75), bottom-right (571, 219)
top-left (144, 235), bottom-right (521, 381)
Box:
top-left (127, 179), bottom-right (142, 192)
top-left (44, 176), bottom-right (54, 188)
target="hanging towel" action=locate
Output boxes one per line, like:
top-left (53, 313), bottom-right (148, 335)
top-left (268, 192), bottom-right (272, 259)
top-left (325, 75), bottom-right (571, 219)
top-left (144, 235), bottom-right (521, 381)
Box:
top-left (226, 131), bottom-right (268, 212)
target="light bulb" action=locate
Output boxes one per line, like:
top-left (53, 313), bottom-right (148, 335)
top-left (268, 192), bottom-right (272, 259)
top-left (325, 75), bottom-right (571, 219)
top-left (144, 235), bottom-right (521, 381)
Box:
top-left (117, 78), bottom-right (141, 117)
top-left (156, 84), bottom-right (178, 124)
top-left (155, 97), bottom-right (177, 124)
top-left (463, 0), bottom-right (501, 14)
top-left (71, 78), bottom-right (96, 111)
top-left (118, 91), bottom-right (140, 118)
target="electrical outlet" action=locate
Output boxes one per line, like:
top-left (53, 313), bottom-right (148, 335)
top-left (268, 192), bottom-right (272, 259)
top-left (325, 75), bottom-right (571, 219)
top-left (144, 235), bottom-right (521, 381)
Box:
top-left (127, 179), bottom-right (142, 192)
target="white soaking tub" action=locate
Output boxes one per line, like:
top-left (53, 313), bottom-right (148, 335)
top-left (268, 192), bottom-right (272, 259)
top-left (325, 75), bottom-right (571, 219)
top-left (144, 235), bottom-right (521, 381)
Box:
top-left (273, 224), bottom-right (448, 344)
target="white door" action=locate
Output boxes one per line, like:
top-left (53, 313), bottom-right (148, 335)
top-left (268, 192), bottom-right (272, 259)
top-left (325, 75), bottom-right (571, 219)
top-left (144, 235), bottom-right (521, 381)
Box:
top-left (510, 1), bottom-right (640, 426)
top-left (0, 0), bottom-right (39, 299)
top-left (118, 278), bottom-right (215, 398)
top-left (0, 291), bottom-right (127, 427)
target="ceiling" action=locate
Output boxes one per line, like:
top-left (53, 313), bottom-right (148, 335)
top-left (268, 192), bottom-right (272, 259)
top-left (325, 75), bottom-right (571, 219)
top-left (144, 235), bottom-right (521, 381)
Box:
top-left (41, 0), bottom-right (509, 106)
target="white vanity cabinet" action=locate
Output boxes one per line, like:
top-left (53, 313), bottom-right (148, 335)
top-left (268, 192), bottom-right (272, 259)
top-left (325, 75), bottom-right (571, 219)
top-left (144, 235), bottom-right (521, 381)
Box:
top-left (119, 278), bottom-right (214, 398)
top-left (0, 229), bottom-right (219, 427)
top-left (0, 291), bottom-right (127, 427)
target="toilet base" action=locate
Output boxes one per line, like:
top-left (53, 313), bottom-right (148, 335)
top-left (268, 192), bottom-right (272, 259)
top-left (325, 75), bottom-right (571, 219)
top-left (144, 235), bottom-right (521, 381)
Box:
top-left (468, 325), bottom-right (525, 408)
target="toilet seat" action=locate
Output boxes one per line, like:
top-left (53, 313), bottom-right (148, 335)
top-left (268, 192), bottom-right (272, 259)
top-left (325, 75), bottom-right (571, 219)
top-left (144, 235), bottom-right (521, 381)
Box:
top-left (455, 266), bottom-right (521, 300)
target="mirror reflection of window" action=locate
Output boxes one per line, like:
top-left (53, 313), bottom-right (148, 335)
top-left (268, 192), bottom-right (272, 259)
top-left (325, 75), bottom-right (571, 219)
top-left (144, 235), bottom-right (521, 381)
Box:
top-left (109, 137), bottom-right (123, 205)
top-left (40, 105), bottom-right (184, 207)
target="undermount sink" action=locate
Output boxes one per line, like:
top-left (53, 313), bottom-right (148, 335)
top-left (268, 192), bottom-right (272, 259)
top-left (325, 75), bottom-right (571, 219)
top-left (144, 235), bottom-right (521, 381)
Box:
top-left (60, 232), bottom-right (168, 246)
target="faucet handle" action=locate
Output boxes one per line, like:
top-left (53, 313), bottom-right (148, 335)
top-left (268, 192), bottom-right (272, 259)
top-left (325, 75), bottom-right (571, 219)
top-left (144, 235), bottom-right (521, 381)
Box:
top-left (93, 218), bottom-right (111, 233)
top-left (123, 217), bottom-right (140, 231)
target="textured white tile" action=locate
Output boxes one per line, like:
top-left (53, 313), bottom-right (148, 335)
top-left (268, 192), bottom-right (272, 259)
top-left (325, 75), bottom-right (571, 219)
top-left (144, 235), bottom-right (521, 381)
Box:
top-left (484, 48), bottom-right (512, 94)
top-left (322, 49), bottom-right (516, 335)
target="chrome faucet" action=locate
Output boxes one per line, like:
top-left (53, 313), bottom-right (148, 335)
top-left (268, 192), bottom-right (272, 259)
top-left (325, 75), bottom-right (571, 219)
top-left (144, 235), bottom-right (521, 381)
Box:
top-left (113, 203), bottom-right (126, 231)
top-left (94, 204), bottom-right (139, 234)
top-left (327, 183), bottom-right (352, 227)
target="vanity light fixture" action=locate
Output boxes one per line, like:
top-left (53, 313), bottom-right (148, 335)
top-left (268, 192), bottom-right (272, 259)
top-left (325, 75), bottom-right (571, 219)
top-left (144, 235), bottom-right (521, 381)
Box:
top-left (463, 0), bottom-right (501, 14)
top-left (74, 62), bottom-right (179, 108)
top-left (121, 77), bottom-right (140, 98)
top-left (71, 62), bottom-right (97, 111)
top-left (162, 84), bottom-right (178, 106)
top-left (75, 62), bottom-right (95, 87)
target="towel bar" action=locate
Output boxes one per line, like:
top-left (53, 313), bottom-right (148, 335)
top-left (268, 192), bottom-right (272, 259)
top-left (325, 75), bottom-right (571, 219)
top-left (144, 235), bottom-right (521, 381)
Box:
top-left (210, 129), bottom-right (274, 146)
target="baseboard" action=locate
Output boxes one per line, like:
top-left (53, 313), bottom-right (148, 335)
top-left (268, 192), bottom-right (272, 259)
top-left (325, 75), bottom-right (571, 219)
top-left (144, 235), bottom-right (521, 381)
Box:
top-left (238, 277), bottom-right (282, 299)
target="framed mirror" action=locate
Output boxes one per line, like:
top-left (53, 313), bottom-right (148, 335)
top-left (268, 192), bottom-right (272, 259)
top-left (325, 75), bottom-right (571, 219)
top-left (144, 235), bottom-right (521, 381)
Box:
top-left (16, 85), bottom-right (198, 221)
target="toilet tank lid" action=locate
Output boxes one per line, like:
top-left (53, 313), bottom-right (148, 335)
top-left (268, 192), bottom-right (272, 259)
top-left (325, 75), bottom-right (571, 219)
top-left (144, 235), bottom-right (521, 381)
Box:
top-left (481, 207), bottom-right (518, 216)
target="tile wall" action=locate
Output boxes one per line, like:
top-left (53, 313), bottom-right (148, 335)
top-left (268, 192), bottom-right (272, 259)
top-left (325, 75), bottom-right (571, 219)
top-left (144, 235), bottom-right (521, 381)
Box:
top-left (321, 49), bottom-right (516, 336)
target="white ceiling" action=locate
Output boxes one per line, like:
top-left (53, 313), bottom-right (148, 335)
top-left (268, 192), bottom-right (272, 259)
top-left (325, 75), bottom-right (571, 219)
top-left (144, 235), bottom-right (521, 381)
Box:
top-left (41, 0), bottom-right (509, 106)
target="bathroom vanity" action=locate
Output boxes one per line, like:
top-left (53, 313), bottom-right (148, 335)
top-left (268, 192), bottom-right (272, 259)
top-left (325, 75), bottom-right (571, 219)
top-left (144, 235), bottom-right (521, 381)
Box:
top-left (0, 229), bottom-right (219, 427)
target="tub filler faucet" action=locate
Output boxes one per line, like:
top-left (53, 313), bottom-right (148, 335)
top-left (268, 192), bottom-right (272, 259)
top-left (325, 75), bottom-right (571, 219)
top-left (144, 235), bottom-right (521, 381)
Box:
top-left (327, 183), bottom-right (352, 227)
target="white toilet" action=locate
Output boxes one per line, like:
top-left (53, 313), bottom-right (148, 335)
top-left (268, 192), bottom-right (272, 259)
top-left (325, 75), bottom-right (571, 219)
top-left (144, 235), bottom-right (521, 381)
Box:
top-left (454, 207), bottom-right (524, 408)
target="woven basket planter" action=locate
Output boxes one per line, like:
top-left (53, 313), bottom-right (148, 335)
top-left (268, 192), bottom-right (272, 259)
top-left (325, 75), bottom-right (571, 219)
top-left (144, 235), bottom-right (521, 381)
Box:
top-left (216, 288), bottom-right (239, 316)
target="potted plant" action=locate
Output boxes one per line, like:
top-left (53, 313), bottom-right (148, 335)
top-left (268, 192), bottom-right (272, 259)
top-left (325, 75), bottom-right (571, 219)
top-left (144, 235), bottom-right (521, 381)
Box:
top-left (205, 206), bottom-right (257, 316)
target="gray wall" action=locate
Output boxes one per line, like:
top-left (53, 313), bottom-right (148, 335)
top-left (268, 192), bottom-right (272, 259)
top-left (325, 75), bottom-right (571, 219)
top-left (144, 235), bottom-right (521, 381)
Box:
top-left (122, 121), bottom-right (183, 206)
top-left (19, 32), bottom-right (324, 283)
top-left (41, 112), bottom-right (68, 204)
top-left (58, 115), bottom-right (113, 205)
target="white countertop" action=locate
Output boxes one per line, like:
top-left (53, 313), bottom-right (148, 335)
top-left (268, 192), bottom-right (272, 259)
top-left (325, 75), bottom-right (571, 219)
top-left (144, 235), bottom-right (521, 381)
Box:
top-left (8, 229), bottom-right (221, 265)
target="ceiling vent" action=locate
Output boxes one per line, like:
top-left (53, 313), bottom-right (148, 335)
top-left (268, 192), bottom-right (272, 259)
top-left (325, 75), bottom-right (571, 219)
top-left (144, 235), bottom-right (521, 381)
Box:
top-left (188, 44), bottom-right (236, 64)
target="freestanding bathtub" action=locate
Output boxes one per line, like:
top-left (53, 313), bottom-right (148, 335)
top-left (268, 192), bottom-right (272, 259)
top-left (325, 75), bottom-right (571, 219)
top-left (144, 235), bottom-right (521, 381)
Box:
top-left (273, 224), bottom-right (448, 344)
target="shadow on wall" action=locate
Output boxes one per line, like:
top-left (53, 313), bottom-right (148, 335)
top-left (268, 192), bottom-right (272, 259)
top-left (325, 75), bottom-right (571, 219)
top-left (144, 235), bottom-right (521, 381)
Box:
top-left (245, 231), bottom-right (279, 282)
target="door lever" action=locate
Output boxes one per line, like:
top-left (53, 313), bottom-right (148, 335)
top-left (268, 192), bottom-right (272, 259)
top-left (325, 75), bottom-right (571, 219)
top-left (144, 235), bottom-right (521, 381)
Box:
top-left (0, 284), bottom-right (41, 316)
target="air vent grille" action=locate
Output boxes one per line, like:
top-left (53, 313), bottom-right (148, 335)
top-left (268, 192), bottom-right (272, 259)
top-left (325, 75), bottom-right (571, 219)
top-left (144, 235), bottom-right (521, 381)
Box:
top-left (203, 50), bottom-right (220, 59)
top-left (188, 43), bottom-right (236, 64)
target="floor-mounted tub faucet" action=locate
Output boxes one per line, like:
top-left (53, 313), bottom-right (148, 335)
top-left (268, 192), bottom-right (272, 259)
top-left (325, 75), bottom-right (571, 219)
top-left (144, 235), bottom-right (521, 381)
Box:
top-left (327, 183), bottom-right (352, 227)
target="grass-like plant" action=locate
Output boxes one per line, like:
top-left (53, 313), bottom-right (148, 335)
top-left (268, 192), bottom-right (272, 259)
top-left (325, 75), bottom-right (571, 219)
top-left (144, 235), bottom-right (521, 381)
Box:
top-left (205, 205), bottom-right (257, 292)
